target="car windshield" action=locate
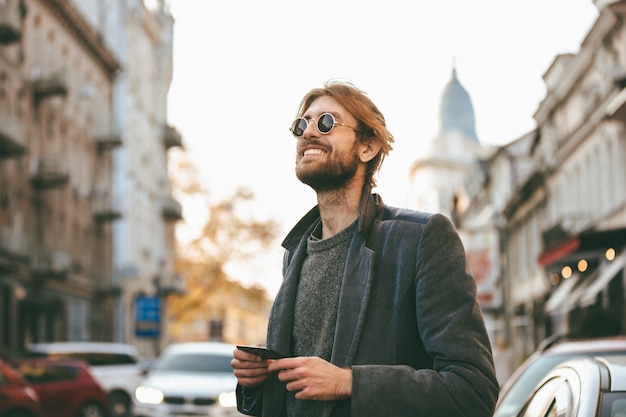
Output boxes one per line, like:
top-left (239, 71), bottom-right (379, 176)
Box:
top-left (495, 352), bottom-right (626, 417)
top-left (154, 353), bottom-right (232, 373)
top-left (495, 354), bottom-right (574, 417)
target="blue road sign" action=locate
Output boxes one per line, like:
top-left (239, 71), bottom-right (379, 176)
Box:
top-left (135, 296), bottom-right (160, 338)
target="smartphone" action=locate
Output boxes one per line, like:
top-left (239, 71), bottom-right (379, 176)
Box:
top-left (236, 345), bottom-right (287, 359)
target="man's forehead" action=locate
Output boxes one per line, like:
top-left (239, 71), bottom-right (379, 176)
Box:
top-left (303, 96), bottom-right (348, 116)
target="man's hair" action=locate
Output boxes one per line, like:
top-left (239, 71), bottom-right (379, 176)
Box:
top-left (296, 80), bottom-right (394, 188)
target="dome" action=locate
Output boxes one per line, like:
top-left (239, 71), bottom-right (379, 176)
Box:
top-left (438, 67), bottom-right (479, 143)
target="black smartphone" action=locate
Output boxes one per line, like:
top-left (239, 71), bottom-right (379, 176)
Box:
top-left (236, 345), bottom-right (287, 359)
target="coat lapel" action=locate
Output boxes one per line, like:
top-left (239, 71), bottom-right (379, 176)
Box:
top-left (330, 237), bottom-right (375, 367)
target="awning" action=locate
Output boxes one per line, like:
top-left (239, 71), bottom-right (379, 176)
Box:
top-left (578, 252), bottom-right (626, 307)
top-left (538, 227), bottom-right (626, 267)
top-left (538, 237), bottom-right (580, 266)
top-left (544, 273), bottom-right (580, 314)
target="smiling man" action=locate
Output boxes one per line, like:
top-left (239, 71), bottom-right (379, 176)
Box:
top-left (231, 80), bottom-right (498, 417)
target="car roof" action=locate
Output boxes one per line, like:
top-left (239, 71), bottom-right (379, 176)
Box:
top-left (27, 342), bottom-right (139, 356)
top-left (16, 357), bottom-right (90, 366)
top-left (162, 342), bottom-right (235, 356)
top-left (542, 337), bottom-right (626, 355)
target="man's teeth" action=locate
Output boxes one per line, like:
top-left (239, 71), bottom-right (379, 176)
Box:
top-left (304, 149), bottom-right (325, 156)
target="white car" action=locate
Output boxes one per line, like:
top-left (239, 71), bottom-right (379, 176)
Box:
top-left (133, 341), bottom-right (238, 417)
top-left (26, 342), bottom-right (144, 417)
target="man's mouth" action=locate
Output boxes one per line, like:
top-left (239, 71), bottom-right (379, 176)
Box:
top-left (303, 148), bottom-right (327, 156)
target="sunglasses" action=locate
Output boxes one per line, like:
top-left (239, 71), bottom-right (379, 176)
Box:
top-left (290, 113), bottom-right (358, 138)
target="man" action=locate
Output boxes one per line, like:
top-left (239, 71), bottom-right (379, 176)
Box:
top-left (231, 81), bottom-right (498, 417)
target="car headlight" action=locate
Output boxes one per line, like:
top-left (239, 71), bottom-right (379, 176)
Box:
top-left (217, 391), bottom-right (237, 408)
top-left (135, 386), bottom-right (164, 404)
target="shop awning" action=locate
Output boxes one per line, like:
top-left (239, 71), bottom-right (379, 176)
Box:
top-left (544, 273), bottom-right (580, 314)
top-left (538, 236), bottom-right (580, 266)
top-left (538, 227), bottom-right (626, 267)
top-left (578, 252), bottom-right (626, 307)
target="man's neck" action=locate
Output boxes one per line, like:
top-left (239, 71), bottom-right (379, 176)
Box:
top-left (316, 181), bottom-right (363, 239)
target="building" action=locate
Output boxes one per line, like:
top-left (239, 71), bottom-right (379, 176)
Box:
top-left (0, 0), bottom-right (120, 355)
top-left (458, 0), bottom-right (626, 366)
top-left (63, 0), bottom-right (183, 357)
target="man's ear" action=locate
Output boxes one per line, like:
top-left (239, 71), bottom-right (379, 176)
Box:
top-left (359, 139), bottom-right (382, 163)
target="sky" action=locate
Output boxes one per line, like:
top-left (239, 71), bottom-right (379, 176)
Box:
top-left (165, 0), bottom-right (599, 297)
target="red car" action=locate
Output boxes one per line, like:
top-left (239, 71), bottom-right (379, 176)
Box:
top-left (0, 359), bottom-right (45, 417)
top-left (14, 359), bottom-right (109, 417)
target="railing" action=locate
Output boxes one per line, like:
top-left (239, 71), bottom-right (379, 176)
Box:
top-left (0, 0), bottom-right (21, 45)
top-left (29, 156), bottom-right (69, 190)
top-left (0, 107), bottom-right (25, 158)
top-left (162, 196), bottom-right (183, 221)
top-left (0, 225), bottom-right (28, 258)
top-left (92, 191), bottom-right (122, 222)
top-left (163, 125), bottom-right (182, 148)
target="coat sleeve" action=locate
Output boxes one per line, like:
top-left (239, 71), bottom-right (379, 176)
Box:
top-left (236, 384), bottom-right (262, 416)
top-left (351, 214), bottom-right (499, 417)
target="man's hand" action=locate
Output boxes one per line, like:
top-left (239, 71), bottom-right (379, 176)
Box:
top-left (231, 348), bottom-right (272, 387)
top-left (268, 356), bottom-right (352, 401)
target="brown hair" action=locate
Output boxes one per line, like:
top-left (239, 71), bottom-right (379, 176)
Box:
top-left (296, 80), bottom-right (394, 187)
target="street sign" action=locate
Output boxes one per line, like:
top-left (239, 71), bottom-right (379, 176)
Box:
top-left (135, 296), bottom-right (160, 338)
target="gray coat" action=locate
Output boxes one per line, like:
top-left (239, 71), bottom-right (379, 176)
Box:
top-left (237, 186), bottom-right (499, 417)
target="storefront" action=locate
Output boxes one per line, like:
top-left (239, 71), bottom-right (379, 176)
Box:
top-left (539, 227), bottom-right (626, 337)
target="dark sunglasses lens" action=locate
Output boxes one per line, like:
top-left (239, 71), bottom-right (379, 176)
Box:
top-left (318, 114), bottom-right (335, 133)
top-left (291, 118), bottom-right (307, 136)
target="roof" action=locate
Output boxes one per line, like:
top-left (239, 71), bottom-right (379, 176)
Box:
top-left (27, 342), bottom-right (139, 356)
top-left (162, 342), bottom-right (236, 356)
top-left (438, 67), bottom-right (479, 143)
top-left (543, 337), bottom-right (626, 355)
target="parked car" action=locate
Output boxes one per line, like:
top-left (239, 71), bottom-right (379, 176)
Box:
top-left (15, 358), bottom-right (109, 417)
top-left (25, 342), bottom-right (144, 417)
top-left (133, 341), bottom-right (238, 417)
top-left (514, 356), bottom-right (626, 417)
top-left (0, 359), bottom-right (45, 417)
top-left (494, 336), bottom-right (626, 417)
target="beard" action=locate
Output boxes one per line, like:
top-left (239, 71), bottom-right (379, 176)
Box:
top-left (296, 147), bottom-right (360, 192)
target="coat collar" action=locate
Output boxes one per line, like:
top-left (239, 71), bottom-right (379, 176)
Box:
top-left (272, 183), bottom-right (384, 367)
top-left (281, 183), bottom-right (383, 251)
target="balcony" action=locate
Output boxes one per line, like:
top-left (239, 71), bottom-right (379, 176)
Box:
top-left (158, 274), bottom-right (186, 296)
top-left (31, 70), bottom-right (68, 102)
top-left (162, 196), bottom-right (183, 221)
top-left (95, 131), bottom-right (123, 152)
top-left (0, 225), bottom-right (28, 259)
top-left (32, 250), bottom-right (70, 279)
top-left (95, 272), bottom-right (122, 298)
top-left (0, 0), bottom-right (21, 45)
top-left (92, 192), bottom-right (122, 223)
top-left (30, 157), bottom-right (69, 190)
top-left (163, 125), bottom-right (182, 148)
top-left (0, 107), bottom-right (25, 158)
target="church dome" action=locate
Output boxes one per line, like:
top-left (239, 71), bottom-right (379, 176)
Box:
top-left (438, 67), bottom-right (479, 143)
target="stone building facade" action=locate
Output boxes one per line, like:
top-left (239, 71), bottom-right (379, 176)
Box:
top-left (0, 0), bottom-right (185, 359)
top-left (459, 0), bottom-right (626, 367)
top-left (0, 0), bottom-right (121, 355)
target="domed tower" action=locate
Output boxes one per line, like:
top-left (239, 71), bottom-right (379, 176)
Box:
top-left (439, 67), bottom-right (479, 142)
top-left (407, 66), bottom-right (485, 219)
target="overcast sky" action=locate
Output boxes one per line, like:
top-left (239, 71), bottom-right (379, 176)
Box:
top-left (166, 0), bottom-right (599, 296)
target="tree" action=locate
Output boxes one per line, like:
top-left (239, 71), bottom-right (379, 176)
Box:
top-left (166, 149), bottom-right (279, 340)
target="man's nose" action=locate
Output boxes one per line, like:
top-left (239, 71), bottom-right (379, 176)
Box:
top-left (302, 119), bottom-right (318, 140)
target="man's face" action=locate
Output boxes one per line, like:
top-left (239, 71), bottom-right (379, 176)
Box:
top-left (294, 96), bottom-right (361, 192)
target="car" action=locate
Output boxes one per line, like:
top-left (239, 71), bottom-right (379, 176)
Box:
top-left (15, 358), bottom-right (109, 417)
top-left (494, 336), bottom-right (626, 417)
top-left (133, 341), bottom-right (238, 417)
top-left (25, 342), bottom-right (144, 417)
top-left (0, 359), bottom-right (45, 417)
top-left (515, 356), bottom-right (626, 417)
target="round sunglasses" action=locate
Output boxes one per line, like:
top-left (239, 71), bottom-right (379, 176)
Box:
top-left (290, 113), bottom-right (358, 138)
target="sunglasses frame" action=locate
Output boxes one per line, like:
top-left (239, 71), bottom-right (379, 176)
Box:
top-left (290, 112), bottom-right (358, 138)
